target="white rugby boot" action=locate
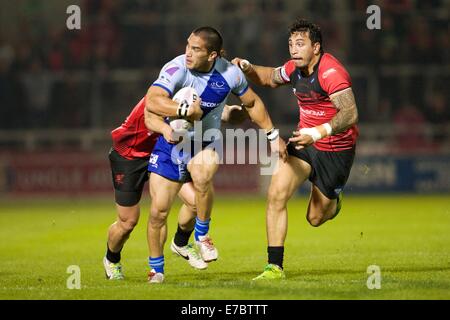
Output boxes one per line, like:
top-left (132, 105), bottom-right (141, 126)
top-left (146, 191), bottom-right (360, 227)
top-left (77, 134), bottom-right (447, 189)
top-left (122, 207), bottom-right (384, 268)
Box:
top-left (196, 234), bottom-right (218, 262)
top-left (148, 269), bottom-right (164, 283)
top-left (170, 239), bottom-right (208, 270)
top-left (103, 257), bottom-right (124, 280)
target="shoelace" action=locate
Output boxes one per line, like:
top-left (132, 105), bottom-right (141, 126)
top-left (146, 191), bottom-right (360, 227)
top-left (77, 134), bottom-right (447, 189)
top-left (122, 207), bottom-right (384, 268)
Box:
top-left (110, 263), bottom-right (123, 278)
top-left (264, 264), bottom-right (279, 272)
top-left (186, 244), bottom-right (202, 259)
top-left (200, 237), bottom-right (214, 250)
top-left (264, 265), bottom-right (273, 272)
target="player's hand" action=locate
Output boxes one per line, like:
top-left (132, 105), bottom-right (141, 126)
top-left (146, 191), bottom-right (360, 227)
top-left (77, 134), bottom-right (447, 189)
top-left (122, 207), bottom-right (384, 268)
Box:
top-left (162, 125), bottom-right (180, 144)
top-left (288, 130), bottom-right (315, 149)
top-left (186, 97), bottom-right (203, 122)
top-left (270, 137), bottom-right (288, 162)
top-left (231, 57), bottom-right (251, 73)
top-left (221, 104), bottom-right (242, 122)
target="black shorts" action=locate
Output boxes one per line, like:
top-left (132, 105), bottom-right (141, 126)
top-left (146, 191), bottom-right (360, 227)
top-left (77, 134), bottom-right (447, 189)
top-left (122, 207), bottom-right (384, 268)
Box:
top-left (287, 143), bottom-right (355, 199)
top-left (109, 148), bottom-right (149, 206)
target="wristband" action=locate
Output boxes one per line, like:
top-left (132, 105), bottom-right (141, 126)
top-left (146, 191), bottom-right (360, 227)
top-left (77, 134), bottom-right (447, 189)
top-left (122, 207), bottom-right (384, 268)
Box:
top-left (323, 123), bottom-right (332, 136)
top-left (239, 59), bottom-right (251, 72)
top-left (266, 128), bottom-right (279, 142)
top-left (177, 100), bottom-right (189, 118)
top-left (299, 127), bottom-right (322, 142)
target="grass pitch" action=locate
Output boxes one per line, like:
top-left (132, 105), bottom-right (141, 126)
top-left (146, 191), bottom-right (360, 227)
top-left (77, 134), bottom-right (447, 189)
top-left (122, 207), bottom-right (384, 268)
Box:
top-left (0, 195), bottom-right (449, 300)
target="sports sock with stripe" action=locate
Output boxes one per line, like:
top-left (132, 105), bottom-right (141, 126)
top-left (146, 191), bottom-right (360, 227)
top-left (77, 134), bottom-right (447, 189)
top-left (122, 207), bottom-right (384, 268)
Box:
top-left (149, 255), bottom-right (164, 274)
top-left (194, 217), bottom-right (210, 241)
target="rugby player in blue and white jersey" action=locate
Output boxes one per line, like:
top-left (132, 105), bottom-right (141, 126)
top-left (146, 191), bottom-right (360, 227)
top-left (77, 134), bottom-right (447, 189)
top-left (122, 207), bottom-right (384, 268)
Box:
top-left (144, 26), bottom-right (287, 283)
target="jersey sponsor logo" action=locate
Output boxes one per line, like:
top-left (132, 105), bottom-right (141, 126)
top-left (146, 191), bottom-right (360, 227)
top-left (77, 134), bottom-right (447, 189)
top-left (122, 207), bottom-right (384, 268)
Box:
top-left (300, 107), bottom-right (326, 117)
top-left (165, 66), bottom-right (180, 76)
top-left (322, 68), bottom-right (337, 79)
top-left (209, 81), bottom-right (226, 89)
top-left (201, 101), bottom-right (219, 108)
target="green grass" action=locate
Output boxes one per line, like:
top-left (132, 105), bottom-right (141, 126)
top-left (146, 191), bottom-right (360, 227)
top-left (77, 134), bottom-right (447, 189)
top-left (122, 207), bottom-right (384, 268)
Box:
top-left (0, 195), bottom-right (449, 299)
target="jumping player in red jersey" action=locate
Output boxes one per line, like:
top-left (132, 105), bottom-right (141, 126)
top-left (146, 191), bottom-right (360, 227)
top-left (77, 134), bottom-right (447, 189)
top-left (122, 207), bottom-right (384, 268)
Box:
top-left (104, 96), bottom-right (243, 279)
top-left (233, 19), bottom-right (359, 280)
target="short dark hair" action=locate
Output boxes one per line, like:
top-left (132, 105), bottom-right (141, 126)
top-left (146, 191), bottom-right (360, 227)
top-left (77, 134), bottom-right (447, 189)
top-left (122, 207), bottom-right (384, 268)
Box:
top-left (289, 19), bottom-right (323, 53)
top-left (192, 26), bottom-right (224, 57)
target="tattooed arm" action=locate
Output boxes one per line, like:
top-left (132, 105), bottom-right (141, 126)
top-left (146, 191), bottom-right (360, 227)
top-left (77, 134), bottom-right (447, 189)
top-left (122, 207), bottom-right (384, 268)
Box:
top-left (288, 87), bottom-right (358, 149)
top-left (329, 87), bottom-right (358, 134)
top-left (240, 64), bottom-right (285, 88)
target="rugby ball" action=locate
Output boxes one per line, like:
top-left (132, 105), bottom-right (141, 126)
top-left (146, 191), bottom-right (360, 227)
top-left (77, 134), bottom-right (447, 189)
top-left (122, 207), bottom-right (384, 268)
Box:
top-left (169, 118), bottom-right (192, 131)
top-left (170, 87), bottom-right (198, 130)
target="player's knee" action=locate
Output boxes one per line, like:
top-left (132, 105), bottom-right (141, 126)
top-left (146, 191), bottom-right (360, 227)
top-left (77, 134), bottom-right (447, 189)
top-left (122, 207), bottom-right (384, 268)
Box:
top-left (119, 218), bottom-right (138, 234)
top-left (192, 173), bottom-right (212, 193)
top-left (179, 218), bottom-right (195, 231)
top-left (307, 217), bottom-right (322, 227)
top-left (150, 215), bottom-right (167, 229)
top-left (267, 186), bottom-right (289, 209)
top-left (306, 213), bottom-right (326, 227)
top-left (149, 207), bottom-right (168, 228)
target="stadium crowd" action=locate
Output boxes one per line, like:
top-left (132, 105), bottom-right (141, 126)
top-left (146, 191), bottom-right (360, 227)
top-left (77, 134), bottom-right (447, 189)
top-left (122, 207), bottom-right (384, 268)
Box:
top-left (0, 0), bottom-right (448, 147)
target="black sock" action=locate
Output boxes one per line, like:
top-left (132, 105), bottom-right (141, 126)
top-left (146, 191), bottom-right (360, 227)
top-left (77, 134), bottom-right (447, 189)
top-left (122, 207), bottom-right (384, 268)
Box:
top-left (268, 246), bottom-right (284, 269)
top-left (106, 244), bottom-right (121, 263)
top-left (174, 225), bottom-right (194, 247)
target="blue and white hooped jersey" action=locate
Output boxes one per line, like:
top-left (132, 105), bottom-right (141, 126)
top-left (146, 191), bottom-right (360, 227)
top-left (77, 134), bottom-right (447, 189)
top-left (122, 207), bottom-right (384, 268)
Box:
top-left (152, 54), bottom-right (249, 140)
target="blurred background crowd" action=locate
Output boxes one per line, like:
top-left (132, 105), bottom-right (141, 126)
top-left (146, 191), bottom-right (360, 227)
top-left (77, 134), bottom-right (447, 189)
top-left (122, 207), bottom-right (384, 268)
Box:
top-left (0, 0), bottom-right (448, 151)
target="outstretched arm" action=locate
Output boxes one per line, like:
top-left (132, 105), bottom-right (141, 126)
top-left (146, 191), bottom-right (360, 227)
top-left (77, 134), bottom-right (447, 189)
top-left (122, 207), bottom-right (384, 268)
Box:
top-left (231, 58), bottom-right (286, 88)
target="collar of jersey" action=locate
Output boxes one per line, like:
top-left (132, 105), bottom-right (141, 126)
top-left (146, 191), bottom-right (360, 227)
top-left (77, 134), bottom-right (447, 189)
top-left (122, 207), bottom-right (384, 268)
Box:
top-left (298, 53), bottom-right (323, 78)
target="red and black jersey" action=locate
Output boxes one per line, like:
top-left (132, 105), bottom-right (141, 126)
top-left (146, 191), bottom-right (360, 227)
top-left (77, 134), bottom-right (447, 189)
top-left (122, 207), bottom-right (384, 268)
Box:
top-left (279, 53), bottom-right (358, 151)
top-left (111, 97), bottom-right (160, 159)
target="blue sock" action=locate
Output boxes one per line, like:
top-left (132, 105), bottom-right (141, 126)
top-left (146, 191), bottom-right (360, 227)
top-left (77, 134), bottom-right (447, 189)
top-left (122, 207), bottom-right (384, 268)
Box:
top-left (149, 255), bottom-right (164, 274)
top-left (194, 217), bottom-right (210, 241)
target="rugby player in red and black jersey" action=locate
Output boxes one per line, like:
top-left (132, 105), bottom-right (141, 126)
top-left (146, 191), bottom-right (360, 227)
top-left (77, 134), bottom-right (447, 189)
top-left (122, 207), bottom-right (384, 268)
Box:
top-left (104, 96), bottom-right (243, 279)
top-left (233, 19), bottom-right (359, 280)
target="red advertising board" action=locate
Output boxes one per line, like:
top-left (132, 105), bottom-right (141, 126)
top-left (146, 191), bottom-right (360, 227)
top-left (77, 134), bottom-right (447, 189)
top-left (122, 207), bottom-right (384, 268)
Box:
top-left (0, 152), bottom-right (261, 196)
